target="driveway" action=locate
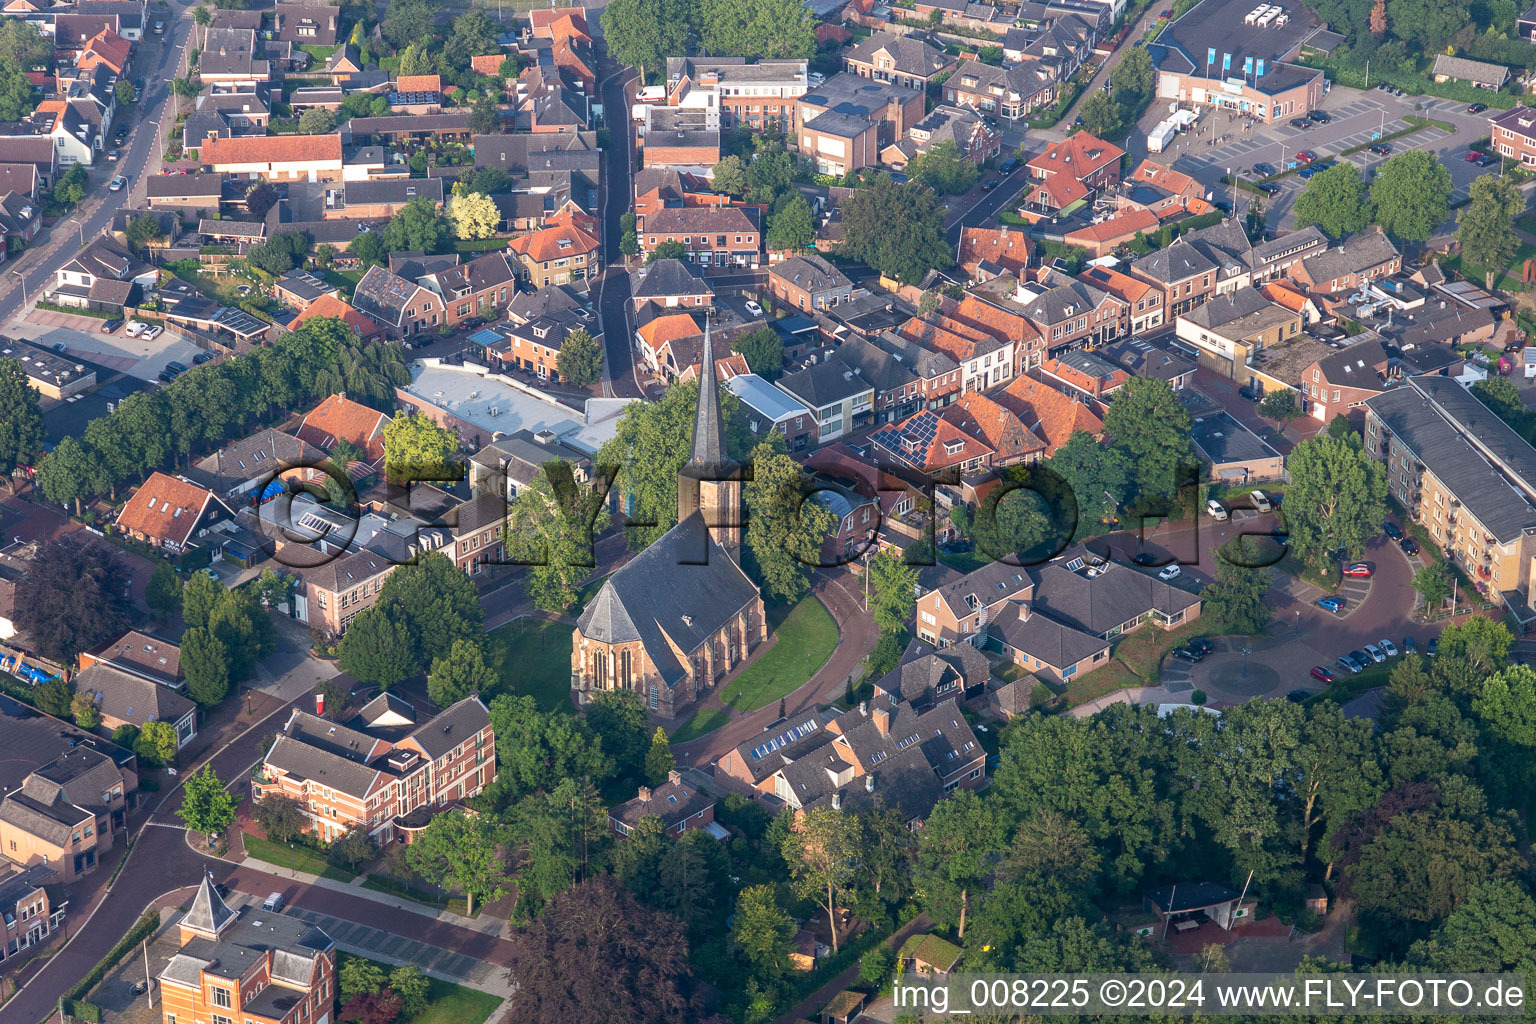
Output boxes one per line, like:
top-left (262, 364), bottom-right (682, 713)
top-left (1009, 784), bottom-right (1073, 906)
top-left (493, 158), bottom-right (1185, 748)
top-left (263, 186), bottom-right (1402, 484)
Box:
top-left (12, 310), bottom-right (201, 380)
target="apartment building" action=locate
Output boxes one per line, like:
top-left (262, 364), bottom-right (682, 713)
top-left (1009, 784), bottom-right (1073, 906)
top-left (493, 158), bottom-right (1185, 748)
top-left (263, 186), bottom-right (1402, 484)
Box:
top-left (0, 736), bottom-right (136, 883)
top-left (253, 698), bottom-right (495, 844)
top-left (1301, 339), bottom-right (1389, 423)
top-left (1488, 105), bottom-right (1536, 166)
top-left (0, 865), bottom-right (64, 967)
top-left (775, 356), bottom-right (875, 443)
top-left (638, 206), bottom-right (760, 268)
top-left (664, 57), bottom-right (809, 134)
top-left (1175, 286), bottom-right (1303, 380)
top-left (1365, 374), bottom-right (1536, 625)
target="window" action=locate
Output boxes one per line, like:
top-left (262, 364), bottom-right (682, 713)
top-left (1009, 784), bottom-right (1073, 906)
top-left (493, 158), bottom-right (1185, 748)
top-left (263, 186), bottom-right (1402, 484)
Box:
top-left (212, 987), bottom-right (233, 1009)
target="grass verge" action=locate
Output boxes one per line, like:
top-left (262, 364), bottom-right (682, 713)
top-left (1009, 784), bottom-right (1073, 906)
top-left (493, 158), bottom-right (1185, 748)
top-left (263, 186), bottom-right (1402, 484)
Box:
top-left (715, 596), bottom-right (839, 713)
top-left (242, 833), bottom-right (356, 882)
top-left (483, 618), bottom-right (577, 713)
top-left (337, 953), bottom-right (501, 1024)
top-left (669, 705), bottom-right (732, 744)
top-left (1112, 618), bottom-right (1214, 682)
top-left (362, 875), bottom-right (478, 917)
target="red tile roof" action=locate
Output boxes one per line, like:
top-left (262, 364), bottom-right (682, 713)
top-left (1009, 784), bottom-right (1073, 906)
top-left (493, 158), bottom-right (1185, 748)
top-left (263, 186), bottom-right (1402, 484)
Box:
top-left (871, 410), bottom-right (993, 472)
top-left (201, 133), bottom-right (344, 167)
top-left (77, 28), bottom-right (130, 74)
top-left (471, 54), bottom-right (507, 76)
top-left (1064, 208), bottom-right (1159, 246)
top-left (1027, 131), bottom-right (1124, 182)
top-left (297, 394), bottom-right (390, 463)
top-left (1077, 264), bottom-right (1154, 305)
top-left (997, 377), bottom-right (1104, 454)
top-left (292, 293), bottom-right (382, 339)
top-left (508, 216), bottom-right (601, 263)
top-left (941, 392), bottom-right (1045, 463)
top-left (1128, 158), bottom-right (1200, 200)
top-left (395, 74), bottom-right (442, 94)
top-left (530, 7), bottom-right (590, 39)
top-left (950, 294), bottom-right (1038, 350)
top-left (957, 226), bottom-right (1030, 275)
top-left (116, 472), bottom-right (222, 548)
top-left (637, 311), bottom-right (702, 351)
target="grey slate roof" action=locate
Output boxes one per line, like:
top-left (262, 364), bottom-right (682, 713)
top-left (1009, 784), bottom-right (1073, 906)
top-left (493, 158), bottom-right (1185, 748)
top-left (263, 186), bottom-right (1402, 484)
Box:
top-left (576, 513), bottom-right (761, 686)
top-left (264, 733), bottom-right (382, 799)
top-left (1026, 554), bottom-right (1200, 637)
top-left (991, 604), bottom-right (1107, 668)
top-left (1181, 286), bottom-right (1294, 337)
top-left (845, 32), bottom-right (953, 78)
top-left (609, 776), bottom-right (715, 828)
top-left (771, 253), bottom-right (852, 295)
top-left (405, 696), bottom-right (491, 759)
top-left (1315, 338), bottom-right (1389, 385)
top-left (183, 875), bottom-right (236, 937)
top-left (632, 258), bottom-right (712, 301)
top-left (776, 356), bottom-right (873, 410)
top-left (681, 322), bottom-right (734, 478)
top-left (76, 662), bottom-right (195, 728)
top-left (1300, 230), bottom-right (1400, 284)
top-left (1099, 337), bottom-right (1196, 382)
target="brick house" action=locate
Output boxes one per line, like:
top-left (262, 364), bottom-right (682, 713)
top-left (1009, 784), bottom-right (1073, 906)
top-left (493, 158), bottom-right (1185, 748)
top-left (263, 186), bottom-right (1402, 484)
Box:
top-left (296, 394), bottom-right (390, 466)
top-left (1021, 131), bottom-right (1124, 217)
top-left (883, 105), bottom-right (1000, 171)
top-left (420, 251), bottom-right (519, 329)
top-left (0, 866), bottom-right (64, 968)
top-left (1489, 105), bottom-right (1536, 166)
top-left (0, 742), bottom-right (135, 883)
top-left (608, 772), bottom-right (716, 837)
top-left (631, 257), bottom-right (714, 313)
top-left (1078, 264), bottom-right (1164, 334)
top-left (842, 32), bottom-right (955, 90)
top-left (944, 59), bottom-right (1057, 121)
top-left (1301, 338), bottom-right (1389, 423)
top-left (115, 472), bottom-right (233, 552)
top-left (447, 493), bottom-right (509, 576)
top-left (956, 225), bottom-right (1030, 280)
top-left (352, 265), bottom-right (446, 339)
top-left (1291, 229), bottom-right (1402, 299)
top-left (638, 206), bottom-right (760, 269)
top-left (768, 254), bottom-right (854, 310)
top-left (291, 293), bottom-right (383, 341)
top-left (507, 208), bottom-right (602, 287)
top-left (869, 409), bottom-right (994, 476)
top-left (940, 391), bottom-right (1047, 466)
top-left (996, 376), bottom-right (1104, 455)
top-left (199, 132), bottom-right (345, 181)
top-left (253, 699), bottom-right (495, 843)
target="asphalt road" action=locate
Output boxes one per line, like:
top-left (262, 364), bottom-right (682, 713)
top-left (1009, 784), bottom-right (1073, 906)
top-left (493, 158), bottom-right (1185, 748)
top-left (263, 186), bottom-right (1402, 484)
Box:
top-left (596, 58), bottom-right (643, 400)
top-left (0, 1), bottom-right (195, 324)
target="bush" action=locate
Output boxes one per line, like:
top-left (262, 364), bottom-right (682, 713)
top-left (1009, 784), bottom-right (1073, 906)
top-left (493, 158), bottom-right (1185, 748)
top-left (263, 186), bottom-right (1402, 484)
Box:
top-left (858, 944), bottom-right (895, 985)
top-left (1191, 689), bottom-right (1208, 705)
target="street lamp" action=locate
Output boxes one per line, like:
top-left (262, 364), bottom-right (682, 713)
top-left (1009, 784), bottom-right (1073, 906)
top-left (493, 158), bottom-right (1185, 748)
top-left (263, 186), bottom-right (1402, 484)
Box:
top-left (65, 218), bottom-right (83, 246)
top-left (1240, 645), bottom-right (1252, 678)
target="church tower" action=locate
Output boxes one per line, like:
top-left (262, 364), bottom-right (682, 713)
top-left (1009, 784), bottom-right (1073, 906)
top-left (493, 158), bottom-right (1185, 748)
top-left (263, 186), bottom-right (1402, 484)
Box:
top-left (677, 320), bottom-right (741, 559)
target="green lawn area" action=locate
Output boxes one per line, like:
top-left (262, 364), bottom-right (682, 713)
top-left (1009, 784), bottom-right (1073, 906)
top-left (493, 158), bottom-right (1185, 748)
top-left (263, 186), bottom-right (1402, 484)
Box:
top-left (300, 43), bottom-right (337, 60)
top-left (1112, 619), bottom-right (1215, 683)
top-left (668, 705), bottom-right (731, 744)
top-left (241, 833), bottom-right (355, 882)
top-left (321, 268), bottom-right (363, 298)
top-left (1064, 659), bottom-right (1143, 707)
top-left (715, 596), bottom-right (839, 714)
top-left (483, 619), bottom-right (577, 713)
top-left (1441, 237), bottom-right (1536, 294)
top-left (361, 875), bottom-right (477, 917)
top-left (337, 953), bottom-right (500, 1024)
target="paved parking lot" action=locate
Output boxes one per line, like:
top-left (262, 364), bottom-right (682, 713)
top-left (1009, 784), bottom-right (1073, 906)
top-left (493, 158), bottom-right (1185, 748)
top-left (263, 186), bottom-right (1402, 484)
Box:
top-left (283, 905), bottom-right (497, 986)
top-left (16, 309), bottom-right (201, 380)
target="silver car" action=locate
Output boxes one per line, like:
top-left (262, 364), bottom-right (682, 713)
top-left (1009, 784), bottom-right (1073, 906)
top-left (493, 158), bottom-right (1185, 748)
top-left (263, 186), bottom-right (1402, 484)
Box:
top-left (1363, 643), bottom-right (1385, 663)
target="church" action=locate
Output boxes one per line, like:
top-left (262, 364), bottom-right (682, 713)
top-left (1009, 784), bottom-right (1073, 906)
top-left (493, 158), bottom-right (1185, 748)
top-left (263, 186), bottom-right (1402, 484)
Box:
top-left (570, 324), bottom-right (769, 718)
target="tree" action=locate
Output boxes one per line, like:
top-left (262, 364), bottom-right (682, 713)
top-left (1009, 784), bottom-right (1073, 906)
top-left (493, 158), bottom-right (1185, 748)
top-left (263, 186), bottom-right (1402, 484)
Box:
top-left (743, 444), bottom-right (837, 601)
top-left (0, 17), bottom-right (52, 69)
top-left (1046, 430), bottom-right (1129, 527)
top-left (506, 777), bottom-right (612, 917)
top-left (1282, 432), bottom-right (1388, 567)
top-left (15, 539), bottom-right (130, 663)
top-left (1100, 376), bottom-right (1195, 504)
top-left (0, 357), bottom-right (44, 492)
top-left (180, 570), bottom-right (223, 630)
top-left (32, 677), bottom-right (71, 717)
top-left (339, 957), bottom-right (387, 1003)
top-left (868, 548), bottom-right (918, 633)
top-left (328, 826), bottom-right (376, 869)
top-left (381, 0), bottom-right (434, 50)
top-left (467, 92), bottom-right (504, 134)
top-left (383, 410), bottom-right (460, 485)
top-left (1457, 173), bottom-right (1523, 289)
top-left (488, 695), bottom-right (611, 797)
top-left (123, 213), bottom-right (165, 255)
top-left (315, 243), bottom-right (336, 269)
top-left (428, 637), bottom-right (495, 707)
top-left (909, 141), bottom-right (982, 196)
top-left (601, 0), bottom-right (694, 83)
top-left (209, 586), bottom-right (272, 683)
top-left (502, 461), bottom-right (609, 613)
top-left (972, 480), bottom-right (1050, 561)
top-left (765, 193), bottom-right (815, 252)
top-left (1204, 537), bottom-right (1274, 633)
top-left (442, 9), bottom-right (500, 75)
top-left (913, 788), bottom-right (1004, 939)
top-left (711, 154), bottom-right (747, 196)
top-left (389, 966), bottom-right (430, 1021)
top-left (193, 4), bottom-right (212, 25)
top-left (733, 885), bottom-right (795, 981)
top-left (556, 327), bottom-right (603, 387)
top-left (69, 690), bottom-right (99, 729)
top-left (113, 79), bottom-right (137, 107)
top-left (1412, 562), bottom-right (1454, 609)
top-left (297, 106), bottom-right (335, 134)
top-left (36, 436), bottom-right (102, 515)
top-left (144, 562), bottom-right (183, 621)
top-left (1293, 162), bottom-right (1374, 239)
top-left (349, 229), bottom-right (388, 269)
top-left (505, 877), bottom-right (708, 1023)
top-left (373, 552), bottom-right (484, 666)
top-left (181, 627), bottom-right (231, 707)
top-left (587, 690), bottom-right (650, 782)
top-left (312, 679), bottom-right (349, 720)
top-left (383, 196), bottom-right (451, 255)
top-left (648, 239), bottom-right (687, 263)
top-left (52, 164), bottom-right (88, 207)
top-left (1410, 879), bottom-right (1536, 974)
top-left (1078, 89), bottom-right (1124, 140)
top-left (252, 793), bottom-right (307, 843)
top-left (838, 175), bottom-right (951, 282)
top-left (1258, 387), bottom-right (1302, 428)
top-left (407, 810), bottom-right (506, 914)
top-left (700, 0), bottom-right (814, 59)
top-left (1370, 150), bottom-right (1454, 243)
top-left (135, 720), bottom-right (179, 766)
top-left (177, 764), bottom-right (238, 847)
top-left (0, 60), bottom-right (36, 122)
top-left (731, 327), bottom-right (784, 379)
top-left (337, 605), bottom-right (417, 689)
top-left (782, 807), bottom-right (860, 953)
top-left (447, 190), bottom-right (500, 240)
top-left (644, 726), bottom-right (674, 785)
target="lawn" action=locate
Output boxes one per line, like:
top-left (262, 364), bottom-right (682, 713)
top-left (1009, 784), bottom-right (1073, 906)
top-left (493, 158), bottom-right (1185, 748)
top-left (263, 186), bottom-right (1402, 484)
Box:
top-left (668, 705), bottom-right (731, 744)
top-left (1310, 660), bottom-right (1393, 707)
top-left (241, 833), bottom-right (355, 882)
top-left (321, 268), bottom-right (363, 298)
top-left (362, 875), bottom-right (478, 917)
top-left (1063, 659), bottom-right (1143, 707)
top-left (483, 619), bottom-right (577, 713)
top-left (1441, 237), bottom-right (1536, 294)
top-left (1112, 619), bottom-right (1214, 683)
top-left (337, 953), bottom-right (500, 1024)
top-left (714, 596), bottom-right (839, 714)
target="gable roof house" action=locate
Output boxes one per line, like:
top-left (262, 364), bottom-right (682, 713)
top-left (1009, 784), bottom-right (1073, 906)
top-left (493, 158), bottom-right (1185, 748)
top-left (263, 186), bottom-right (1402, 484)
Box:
top-left (609, 771), bottom-right (718, 838)
top-left (1301, 338), bottom-right (1390, 424)
top-left (290, 293), bottom-right (384, 341)
top-left (187, 428), bottom-right (329, 503)
top-left (1291, 229), bottom-right (1403, 299)
top-left (1021, 131), bottom-right (1124, 216)
top-left (116, 472), bottom-right (234, 551)
top-left (956, 225), bottom-right (1030, 281)
top-left (507, 208), bottom-right (603, 287)
top-left (1175, 286), bottom-right (1303, 381)
top-left (296, 394), bottom-right (390, 467)
top-left (78, 630), bottom-right (184, 689)
top-left (73, 662), bottom-right (199, 748)
top-left (199, 133), bottom-right (344, 182)
top-left (869, 409), bottom-right (995, 476)
top-left (276, 2), bottom-right (340, 44)
top-left (0, 741), bottom-right (136, 883)
top-left (939, 391), bottom-right (1047, 466)
top-left (51, 236), bottom-right (155, 313)
top-left (75, 27), bottom-right (130, 75)
top-left (996, 375), bottom-right (1104, 454)
top-left (942, 59), bottom-right (1058, 121)
top-left (843, 31), bottom-right (957, 90)
top-left (630, 257), bottom-right (715, 313)
top-left (352, 265), bottom-right (446, 338)
top-left (883, 104), bottom-right (1000, 171)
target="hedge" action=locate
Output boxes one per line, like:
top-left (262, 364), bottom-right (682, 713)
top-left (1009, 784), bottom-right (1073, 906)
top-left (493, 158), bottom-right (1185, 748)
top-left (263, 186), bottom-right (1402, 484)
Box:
top-left (35, 301), bottom-right (116, 319)
top-left (62, 910), bottom-right (161, 1017)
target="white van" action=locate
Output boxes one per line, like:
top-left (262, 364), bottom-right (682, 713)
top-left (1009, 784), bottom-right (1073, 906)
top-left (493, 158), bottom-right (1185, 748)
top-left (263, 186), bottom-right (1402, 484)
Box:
top-left (124, 320), bottom-right (147, 337)
top-left (1250, 490), bottom-right (1272, 513)
top-left (1206, 498), bottom-right (1228, 521)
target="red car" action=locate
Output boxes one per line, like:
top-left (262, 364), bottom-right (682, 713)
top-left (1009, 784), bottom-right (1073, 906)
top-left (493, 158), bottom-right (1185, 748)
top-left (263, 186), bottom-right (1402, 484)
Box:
top-left (1343, 562), bottom-right (1373, 578)
top-left (1295, 150), bottom-right (1317, 163)
top-left (1311, 666), bottom-right (1336, 683)
top-left (1465, 150), bottom-right (1485, 162)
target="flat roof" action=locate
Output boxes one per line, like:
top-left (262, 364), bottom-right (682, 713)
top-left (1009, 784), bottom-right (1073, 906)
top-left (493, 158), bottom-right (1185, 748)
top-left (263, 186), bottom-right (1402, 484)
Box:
top-left (1156, 0), bottom-right (1322, 71)
top-left (0, 338), bottom-right (92, 390)
top-left (726, 372), bottom-right (810, 424)
top-left (400, 361), bottom-right (636, 455)
top-left (1191, 410), bottom-right (1282, 465)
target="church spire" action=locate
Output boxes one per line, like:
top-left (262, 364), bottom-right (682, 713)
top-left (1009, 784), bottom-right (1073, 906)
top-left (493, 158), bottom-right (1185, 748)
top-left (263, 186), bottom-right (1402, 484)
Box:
top-left (685, 318), bottom-right (732, 475)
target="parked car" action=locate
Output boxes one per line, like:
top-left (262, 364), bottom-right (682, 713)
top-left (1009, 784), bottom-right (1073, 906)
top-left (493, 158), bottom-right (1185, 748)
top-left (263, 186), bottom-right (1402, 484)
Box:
top-left (1252, 161), bottom-right (1277, 177)
top-left (1171, 646), bottom-right (1204, 663)
top-left (1256, 182), bottom-right (1281, 196)
top-left (1427, 637), bottom-right (1438, 657)
top-left (1343, 562), bottom-right (1373, 578)
top-left (1318, 595), bottom-right (1345, 613)
top-left (1465, 150), bottom-right (1486, 162)
top-left (980, 179), bottom-right (998, 191)
top-left (808, 71), bottom-right (826, 87)
top-left (1363, 643), bottom-right (1385, 663)
top-left (1286, 689), bottom-right (1311, 703)
top-left (1379, 638), bottom-right (1398, 657)
top-left (1468, 102), bottom-right (1488, 113)
top-left (1383, 520), bottom-right (1404, 540)
top-left (1400, 536), bottom-right (1420, 555)
top-left (1308, 110), bottom-right (1331, 123)
top-left (263, 892), bottom-right (285, 912)
top-left (1311, 665), bottom-right (1336, 683)
top-left (1403, 635), bottom-right (1417, 654)
top-left (938, 539), bottom-right (972, 554)
top-left (1289, 118), bottom-right (1312, 129)
top-left (1238, 382), bottom-right (1263, 400)
top-left (743, 300), bottom-right (763, 317)
top-left (1158, 565), bottom-right (1182, 581)
top-left (1187, 638), bottom-right (1215, 656)
top-left (1350, 649), bottom-right (1373, 668)
top-left (1369, 144), bottom-right (1391, 155)
top-left (1336, 655), bottom-right (1361, 675)
top-left (108, 175), bottom-right (126, 191)
top-left (1295, 149), bottom-right (1317, 162)
top-left (143, 325), bottom-right (164, 340)
top-left (192, 351), bottom-right (214, 364)
top-left (125, 320), bottom-right (147, 337)
top-left (1000, 157), bottom-right (1019, 174)
top-left (1476, 154), bottom-right (1498, 167)
top-left (107, 149), bottom-right (119, 162)
top-left (1206, 498), bottom-right (1228, 521)
top-left (1250, 490), bottom-right (1272, 513)
top-left (100, 318), bottom-right (122, 333)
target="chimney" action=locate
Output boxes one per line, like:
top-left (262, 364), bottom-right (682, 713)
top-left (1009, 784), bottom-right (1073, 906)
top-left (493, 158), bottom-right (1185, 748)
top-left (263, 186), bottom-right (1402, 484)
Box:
top-left (872, 705), bottom-right (890, 736)
top-left (637, 785), bottom-right (652, 802)
top-left (667, 769), bottom-right (681, 786)
top-left (831, 791), bottom-right (841, 810)
top-left (865, 774), bottom-right (875, 792)
top-left (858, 700), bottom-right (868, 716)
top-left (1018, 602), bottom-right (1032, 622)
